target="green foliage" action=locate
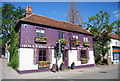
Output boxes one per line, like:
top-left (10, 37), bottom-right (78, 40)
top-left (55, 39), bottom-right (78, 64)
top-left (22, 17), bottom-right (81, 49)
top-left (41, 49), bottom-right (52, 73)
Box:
top-left (9, 28), bottom-right (19, 70)
top-left (2, 4), bottom-right (25, 47)
top-left (86, 11), bottom-right (117, 64)
top-left (83, 41), bottom-right (90, 44)
top-left (59, 39), bottom-right (68, 43)
top-left (115, 29), bottom-right (120, 35)
top-left (114, 21), bottom-right (120, 35)
top-left (38, 61), bottom-right (51, 65)
top-left (75, 40), bottom-right (81, 43)
top-left (80, 58), bottom-right (88, 61)
top-left (96, 60), bottom-right (103, 65)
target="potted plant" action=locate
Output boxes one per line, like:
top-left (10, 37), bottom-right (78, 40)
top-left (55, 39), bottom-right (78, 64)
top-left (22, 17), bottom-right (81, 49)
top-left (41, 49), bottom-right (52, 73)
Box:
top-left (83, 41), bottom-right (90, 47)
top-left (38, 61), bottom-right (50, 69)
top-left (59, 39), bottom-right (68, 44)
top-left (71, 40), bottom-right (81, 46)
top-left (80, 58), bottom-right (88, 64)
top-left (34, 37), bottom-right (47, 43)
top-left (60, 62), bottom-right (64, 70)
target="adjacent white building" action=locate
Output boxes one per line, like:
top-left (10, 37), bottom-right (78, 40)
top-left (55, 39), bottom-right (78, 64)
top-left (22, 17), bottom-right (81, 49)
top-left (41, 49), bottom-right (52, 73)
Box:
top-left (109, 34), bottom-right (120, 64)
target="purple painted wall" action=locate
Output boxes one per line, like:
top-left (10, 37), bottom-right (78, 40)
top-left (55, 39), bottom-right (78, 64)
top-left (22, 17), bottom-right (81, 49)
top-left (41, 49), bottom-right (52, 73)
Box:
top-left (19, 23), bottom-right (93, 49)
top-left (18, 22), bottom-right (93, 65)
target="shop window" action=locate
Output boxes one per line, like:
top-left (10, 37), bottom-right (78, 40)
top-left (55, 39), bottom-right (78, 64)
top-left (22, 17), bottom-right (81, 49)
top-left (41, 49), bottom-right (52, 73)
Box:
top-left (39, 50), bottom-right (46, 61)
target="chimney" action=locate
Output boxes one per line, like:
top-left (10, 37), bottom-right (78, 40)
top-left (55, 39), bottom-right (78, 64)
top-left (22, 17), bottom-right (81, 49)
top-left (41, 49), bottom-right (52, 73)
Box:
top-left (26, 6), bottom-right (32, 17)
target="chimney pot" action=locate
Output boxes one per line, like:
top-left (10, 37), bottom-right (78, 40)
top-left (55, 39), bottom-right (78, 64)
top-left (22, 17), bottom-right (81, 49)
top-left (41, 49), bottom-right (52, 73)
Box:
top-left (26, 6), bottom-right (32, 17)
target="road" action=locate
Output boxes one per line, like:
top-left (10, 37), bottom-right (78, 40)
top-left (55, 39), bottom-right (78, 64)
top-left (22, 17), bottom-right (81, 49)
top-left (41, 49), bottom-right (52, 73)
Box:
top-left (1, 59), bottom-right (119, 79)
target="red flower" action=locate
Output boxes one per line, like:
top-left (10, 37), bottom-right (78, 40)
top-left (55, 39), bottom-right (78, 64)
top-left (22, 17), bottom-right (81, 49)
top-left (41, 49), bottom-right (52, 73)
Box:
top-left (40, 38), bottom-right (43, 40)
top-left (34, 37), bottom-right (37, 39)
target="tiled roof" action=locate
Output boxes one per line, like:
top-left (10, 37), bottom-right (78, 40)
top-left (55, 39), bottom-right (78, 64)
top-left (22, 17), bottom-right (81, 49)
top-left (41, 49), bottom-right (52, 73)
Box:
top-left (20, 13), bottom-right (92, 35)
top-left (110, 34), bottom-right (120, 40)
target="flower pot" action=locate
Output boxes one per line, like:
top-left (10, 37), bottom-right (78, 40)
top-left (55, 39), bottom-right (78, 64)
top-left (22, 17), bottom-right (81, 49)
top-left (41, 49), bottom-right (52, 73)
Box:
top-left (81, 61), bottom-right (87, 64)
top-left (84, 44), bottom-right (90, 47)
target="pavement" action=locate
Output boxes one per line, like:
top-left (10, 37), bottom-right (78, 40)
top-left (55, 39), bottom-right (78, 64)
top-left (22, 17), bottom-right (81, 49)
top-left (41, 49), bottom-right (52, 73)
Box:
top-left (1, 58), bottom-right (119, 79)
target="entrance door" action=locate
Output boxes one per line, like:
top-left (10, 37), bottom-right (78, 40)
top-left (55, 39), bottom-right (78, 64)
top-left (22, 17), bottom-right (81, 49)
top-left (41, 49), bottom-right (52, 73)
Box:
top-left (63, 50), bottom-right (68, 67)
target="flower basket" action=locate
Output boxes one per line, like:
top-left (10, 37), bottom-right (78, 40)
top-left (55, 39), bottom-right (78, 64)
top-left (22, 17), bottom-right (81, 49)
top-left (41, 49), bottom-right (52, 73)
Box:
top-left (57, 39), bottom-right (68, 46)
top-left (38, 61), bottom-right (50, 69)
top-left (59, 39), bottom-right (68, 44)
top-left (34, 37), bottom-right (47, 43)
top-left (81, 61), bottom-right (87, 64)
top-left (71, 40), bottom-right (81, 47)
top-left (83, 42), bottom-right (90, 47)
top-left (80, 58), bottom-right (88, 64)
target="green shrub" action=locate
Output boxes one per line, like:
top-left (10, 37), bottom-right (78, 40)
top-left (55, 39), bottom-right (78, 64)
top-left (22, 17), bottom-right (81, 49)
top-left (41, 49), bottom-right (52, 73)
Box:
top-left (38, 61), bottom-right (51, 65)
top-left (83, 41), bottom-right (90, 44)
top-left (80, 58), bottom-right (88, 61)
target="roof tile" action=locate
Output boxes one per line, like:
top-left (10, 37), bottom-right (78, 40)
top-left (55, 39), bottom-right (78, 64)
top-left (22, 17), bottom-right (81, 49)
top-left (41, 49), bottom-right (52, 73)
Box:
top-left (20, 13), bottom-right (92, 35)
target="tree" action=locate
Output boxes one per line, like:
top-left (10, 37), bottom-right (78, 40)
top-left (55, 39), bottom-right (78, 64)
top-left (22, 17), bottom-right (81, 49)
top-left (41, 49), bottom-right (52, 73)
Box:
top-left (2, 4), bottom-right (25, 70)
top-left (2, 4), bottom-right (25, 48)
top-left (67, 2), bottom-right (84, 27)
top-left (115, 29), bottom-right (120, 35)
top-left (0, 7), bottom-right (2, 34)
top-left (114, 20), bottom-right (120, 35)
top-left (86, 11), bottom-right (117, 64)
top-left (9, 28), bottom-right (19, 70)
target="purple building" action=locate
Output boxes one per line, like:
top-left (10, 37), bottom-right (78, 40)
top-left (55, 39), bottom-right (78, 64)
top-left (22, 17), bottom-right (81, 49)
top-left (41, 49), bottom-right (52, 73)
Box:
top-left (16, 6), bottom-right (95, 74)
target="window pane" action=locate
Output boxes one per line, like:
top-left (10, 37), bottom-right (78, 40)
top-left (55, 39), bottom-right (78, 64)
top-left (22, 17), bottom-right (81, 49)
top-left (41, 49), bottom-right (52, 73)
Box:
top-left (86, 37), bottom-right (88, 42)
top-left (40, 33), bottom-right (44, 37)
top-left (39, 57), bottom-right (42, 61)
top-left (36, 32), bottom-right (39, 37)
top-left (62, 33), bottom-right (64, 39)
top-left (58, 32), bottom-right (64, 39)
top-left (58, 32), bottom-right (61, 39)
top-left (81, 50), bottom-right (87, 58)
top-left (76, 35), bottom-right (78, 39)
top-left (43, 50), bottom-right (46, 56)
top-left (36, 29), bottom-right (41, 33)
top-left (73, 35), bottom-right (76, 39)
top-left (43, 57), bottom-right (46, 61)
top-left (39, 50), bottom-right (42, 56)
top-left (41, 30), bottom-right (45, 33)
top-left (83, 37), bottom-right (86, 42)
top-left (36, 29), bottom-right (45, 37)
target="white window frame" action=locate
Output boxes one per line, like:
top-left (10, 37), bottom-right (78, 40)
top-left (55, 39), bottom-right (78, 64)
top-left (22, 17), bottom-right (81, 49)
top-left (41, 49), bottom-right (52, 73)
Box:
top-left (73, 35), bottom-right (78, 39)
top-left (36, 29), bottom-right (45, 37)
top-left (83, 37), bottom-right (88, 42)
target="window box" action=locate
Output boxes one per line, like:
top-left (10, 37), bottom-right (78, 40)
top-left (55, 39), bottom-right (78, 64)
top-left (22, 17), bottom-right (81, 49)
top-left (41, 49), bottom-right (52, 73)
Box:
top-left (81, 61), bottom-right (87, 64)
top-left (80, 58), bottom-right (88, 64)
top-left (34, 37), bottom-right (47, 43)
top-left (83, 41), bottom-right (90, 47)
top-left (38, 61), bottom-right (50, 69)
top-left (71, 40), bottom-right (81, 47)
top-left (59, 39), bottom-right (68, 44)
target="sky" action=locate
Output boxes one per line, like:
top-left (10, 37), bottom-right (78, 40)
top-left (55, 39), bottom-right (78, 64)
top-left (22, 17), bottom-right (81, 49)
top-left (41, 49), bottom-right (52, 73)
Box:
top-left (2, 2), bottom-right (119, 24)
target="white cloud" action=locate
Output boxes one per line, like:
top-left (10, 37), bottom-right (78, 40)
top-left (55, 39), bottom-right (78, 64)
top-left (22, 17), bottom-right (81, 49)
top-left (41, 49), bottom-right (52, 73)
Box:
top-left (113, 9), bottom-right (120, 20)
top-left (113, 10), bottom-right (118, 14)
